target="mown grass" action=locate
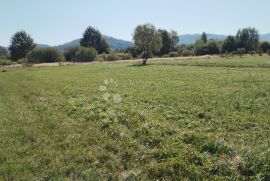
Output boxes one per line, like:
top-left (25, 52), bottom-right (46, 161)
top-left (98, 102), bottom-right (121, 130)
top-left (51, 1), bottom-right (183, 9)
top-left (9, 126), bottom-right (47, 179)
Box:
top-left (0, 56), bottom-right (270, 180)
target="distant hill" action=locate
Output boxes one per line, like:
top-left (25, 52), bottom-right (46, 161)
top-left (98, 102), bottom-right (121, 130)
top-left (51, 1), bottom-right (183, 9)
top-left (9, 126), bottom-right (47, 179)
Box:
top-left (36, 44), bottom-right (51, 48)
top-left (53, 36), bottom-right (133, 51)
top-left (260, 33), bottom-right (270, 42)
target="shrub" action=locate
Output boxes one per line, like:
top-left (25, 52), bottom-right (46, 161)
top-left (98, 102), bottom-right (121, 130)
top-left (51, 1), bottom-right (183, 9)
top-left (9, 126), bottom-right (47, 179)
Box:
top-left (168, 52), bottom-right (178, 57)
top-left (248, 51), bottom-right (257, 56)
top-left (236, 48), bottom-right (245, 58)
top-left (258, 50), bottom-right (263, 56)
top-left (75, 47), bottom-right (97, 62)
top-left (117, 53), bottom-right (133, 60)
top-left (104, 53), bottom-right (119, 61)
top-left (17, 58), bottom-right (28, 64)
top-left (162, 54), bottom-right (169, 58)
top-left (182, 50), bottom-right (193, 57)
top-left (0, 59), bottom-right (13, 66)
top-left (64, 46), bottom-right (80, 61)
top-left (267, 50), bottom-right (270, 56)
top-left (27, 48), bottom-right (65, 63)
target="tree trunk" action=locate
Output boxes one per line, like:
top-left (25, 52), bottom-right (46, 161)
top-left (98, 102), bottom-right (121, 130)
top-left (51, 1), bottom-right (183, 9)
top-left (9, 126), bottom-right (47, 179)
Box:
top-left (142, 49), bottom-right (149, 65)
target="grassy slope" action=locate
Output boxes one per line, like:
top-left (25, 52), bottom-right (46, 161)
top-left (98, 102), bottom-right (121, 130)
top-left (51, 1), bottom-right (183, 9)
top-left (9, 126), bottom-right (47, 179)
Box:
top-left (0, 56), bottom-right (270, 180)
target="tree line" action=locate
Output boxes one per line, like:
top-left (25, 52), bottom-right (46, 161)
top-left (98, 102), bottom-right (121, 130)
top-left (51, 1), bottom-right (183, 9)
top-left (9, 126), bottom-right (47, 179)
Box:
top-left (1, 24), bottom-right (270, 65)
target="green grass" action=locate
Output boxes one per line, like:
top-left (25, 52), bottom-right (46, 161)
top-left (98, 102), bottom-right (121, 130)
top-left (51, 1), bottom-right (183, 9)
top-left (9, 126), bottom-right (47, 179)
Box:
top-left (0, 56), bottom-right (270, 180)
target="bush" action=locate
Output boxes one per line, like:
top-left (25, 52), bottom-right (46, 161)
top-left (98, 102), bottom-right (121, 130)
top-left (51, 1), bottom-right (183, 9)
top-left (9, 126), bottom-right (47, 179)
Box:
top-left (104, 53), bottom-right (119, 61)
top-left (162, 54), bottom-right (169, 58)
top-left (248, 51), bottom-right (257, 56)
top-left (17, 58), bottom-right (28, 64)
top-left (267, 50), bottom-right (270, 56)
top-left (116, 53), bottom-right (133, 60)
top-left (168, 52), bottom-right (179, 57)
top-left (182, 50), bottom-right (193, 57)
top-left (64, 46), bottom-right (80, 61)
top-left (236, 48), bottom-right (246, 58)
top-left (75, 47), bottom-right (97, 62)
top-left (27, 48), bottom-right (65, 63)
top-left (0, 59), bottom-right (13, 66)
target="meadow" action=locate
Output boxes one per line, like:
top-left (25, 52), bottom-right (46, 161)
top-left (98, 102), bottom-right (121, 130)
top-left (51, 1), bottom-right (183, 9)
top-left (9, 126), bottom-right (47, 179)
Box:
top-left (0, 56), bottom-right (270, 180)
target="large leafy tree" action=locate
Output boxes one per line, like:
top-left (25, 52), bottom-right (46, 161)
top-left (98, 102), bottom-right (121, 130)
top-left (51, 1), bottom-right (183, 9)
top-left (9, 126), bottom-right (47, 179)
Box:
top-left (236, 27), bottom-right (259, 52)
top-left (221, 36), bottom-right (237, 53)
top-left (158, 29), bottom-right (172, 55)
top-left (158, 29), bottom-right (179, 55)
top-left (170, 30), bottom-right (179, 51)
top-left (8, 31), bottom-right (36, 61)
top-left (80, 26), bottom-right (109, 54)
top-left (133, 23), bottom-right (162, 64)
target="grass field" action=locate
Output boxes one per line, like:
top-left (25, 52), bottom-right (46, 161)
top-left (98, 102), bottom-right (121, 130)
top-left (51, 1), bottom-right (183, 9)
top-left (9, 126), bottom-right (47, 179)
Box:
top-left (0, 56), bottom-right (270, 180)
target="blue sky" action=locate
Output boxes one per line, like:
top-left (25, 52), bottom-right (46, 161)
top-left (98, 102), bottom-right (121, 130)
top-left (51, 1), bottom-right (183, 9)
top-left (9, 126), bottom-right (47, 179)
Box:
top-left (1, 0), bottom-right (269, 46)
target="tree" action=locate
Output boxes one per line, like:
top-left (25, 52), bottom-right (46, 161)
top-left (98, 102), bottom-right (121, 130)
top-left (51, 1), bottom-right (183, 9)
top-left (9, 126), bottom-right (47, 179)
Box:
top-left (0, 46), bottom-right (9, 57)
top-left (260, 41), bottom-right (270, 53)
top-left (236, 27), bottom-right (259, 52)
top-left (201, 32), bottom-right (208, 43)
top-left (8, 31), bottom-right (36, 61)
top-left (133, 23), bottom-right (162, 64)
top-left (221, 36), bottom-right (237, 53)
top-left (170, 30), bottom-right (179, 51)
top-left (158, 29), bottom-right (172, 55)
top-left (207, 40), bottom-right (220, 54)
top-left (80, 26), bottom-right (109, 54)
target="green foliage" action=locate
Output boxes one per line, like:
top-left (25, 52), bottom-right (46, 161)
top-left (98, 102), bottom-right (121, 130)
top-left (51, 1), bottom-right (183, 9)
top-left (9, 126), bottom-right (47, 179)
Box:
top-left (17, 58), bottom-right (28, 64)
top-left (260, 41), bottom-right (270, 53)
top-left (75, 47), bottom-right (97, 62)
top-left (158, 29), bottom-right (179, 55)
top-left (104, 53), bottom-right (120, 61)
top-left (170, 30), bottom-right (179, 51)
top-left (200, 141), bottom-right (234, 156)
top-left (248, 51), bottom-right (257, 56)
top-left (236, 27), bottom-right (259, 52)
top-left (236, 48), bottom-right (246, 58)
top-left (27, 48), bottom-right (65, 63)
top-left (64, 46), bottom-right (80, 61)
top-left (194, 40), bottom-right (220, 55)
top-left (221, 36), bottom-right (237, 53)
top-left (201, 32), bottom-right (208, 43)
top-left (268, 50), bottom-right (270, 56)
top-left (133, 23), bottom-right (162, 63)
top-left (168, 52), bottom-right (179, 57)
top-left (8, 31), bottom-right (36, 61)
top-left (158, 29), bottom-right (173, 55)
top-left (181, 50), bottom-right (193, 57)
top-left (80, 26), bottom-right (109, 54)
top-left (126, 47), bottom-right (142, 58)
top-left (0, 59), bottom-right (13, 66)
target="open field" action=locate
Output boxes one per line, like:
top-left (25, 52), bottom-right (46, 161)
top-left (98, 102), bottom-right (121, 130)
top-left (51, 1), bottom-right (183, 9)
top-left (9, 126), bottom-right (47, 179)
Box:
top-left (0, 56), bottom-right (270, 180)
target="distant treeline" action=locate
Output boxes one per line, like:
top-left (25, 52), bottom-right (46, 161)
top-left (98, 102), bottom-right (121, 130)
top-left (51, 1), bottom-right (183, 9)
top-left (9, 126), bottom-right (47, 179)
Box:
top-left (1, 24), bottom-right (270, 65)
